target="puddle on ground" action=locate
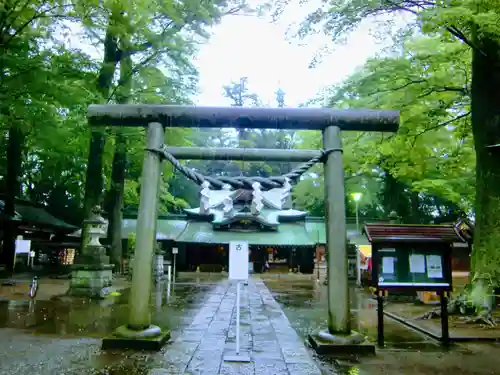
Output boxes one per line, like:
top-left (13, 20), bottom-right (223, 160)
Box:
top-left (0, 276), bottom-right (227, 375)
top-left (264, 279), bottom-right (441, 353)
top-left (0, 281), bottom-right (213, 338)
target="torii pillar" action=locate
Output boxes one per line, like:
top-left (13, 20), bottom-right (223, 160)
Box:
top-left (88, 105), bottom-right (399, 351)
top-left (307, 125), bottom-right (373, 353)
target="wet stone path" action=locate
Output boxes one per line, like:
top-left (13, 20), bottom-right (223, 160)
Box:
top-left (150, 278), bottom-right (321, 375)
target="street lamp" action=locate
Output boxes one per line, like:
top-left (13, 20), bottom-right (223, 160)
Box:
top-left (352, 192), bottom-right (362, 232)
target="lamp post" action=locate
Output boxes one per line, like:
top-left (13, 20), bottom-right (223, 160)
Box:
top-left (352, 192), bottom-right (362, 232)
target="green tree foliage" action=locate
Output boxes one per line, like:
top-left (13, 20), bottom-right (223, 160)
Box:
top-left (224, 77), bottom-right (260, 107)
top-left (0, 1), bottom-right (102, 269)
top-left (177, 80), bottom-right (298, 189)
top-left (225, 79), bottom-right (298, 175)
top-left (75, 0), bottom-right (249, 257)
top-left (294, 35), bottom-right (472, 222)
top-left (0, 0), bottom-right (250, 271)
top-left (277, 0), bottom-right (500, 281)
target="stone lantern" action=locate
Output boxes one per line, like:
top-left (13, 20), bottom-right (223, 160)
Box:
top-left (154, 241), bottom-right (165, 280)
top-left (85, 210), bottom-right (110, 262)
top-left (68, 206), bottom-right (114, 298)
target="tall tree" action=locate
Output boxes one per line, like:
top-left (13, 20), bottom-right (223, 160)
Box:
top-left (105, 51), bottom-right (132, 273)
top-left (281, 0), bottom-right (500, 276)
top-left (78, 5), bottom-right (123, 255)
top-left (220, 80), bottom-right (297, 177)
top-left (330, 35), bottom-right (474, 213)
top-left (223, 77), bottom-right (260, 154)
top-left (77, 0), bottom-right (249, 257)
top-left (276, 88), bottom-right (285, 108)
top-left (0, 0), bottom-right (100, 271)
top-left (223, 77), bottom-right (260, 107)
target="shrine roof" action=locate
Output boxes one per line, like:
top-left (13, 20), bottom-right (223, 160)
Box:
top-left (122, 218), bottom-right (187, 240)
top-left (175, 221), bottom-right (314, 246)
top-left (0, 199), bottom-right (77, 232)
top-left (364, 223), bottom-right (467, 244)
top-left (119, 214), bottom-right (366, 246)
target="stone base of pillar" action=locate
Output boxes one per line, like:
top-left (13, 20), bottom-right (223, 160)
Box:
top-left (102, 324), bottom-right (170, 351)
top-left (323, 278), bottom-right (358, 287)
top-left (67, 264), bottom-right (114, 298)
top-left (308, 330), bottom-right (375, 355)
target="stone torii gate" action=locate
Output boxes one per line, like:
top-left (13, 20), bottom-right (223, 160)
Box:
top-left (93, 105), bottom-right (399, 350)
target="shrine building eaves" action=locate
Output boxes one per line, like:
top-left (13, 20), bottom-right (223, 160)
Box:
top-left (364, 223), bottom-right (467, 244)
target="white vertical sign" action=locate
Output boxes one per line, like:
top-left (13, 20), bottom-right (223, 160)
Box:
top-left (15, 239), bottom-right (31, 254)
top-left (229, 241), bottom-right (249, 280)
top-left (14, 239), bottom-right (31, 271)
top-left (172, 247), bottom-right (178, 284)
top-left (225, 240), bottom-right (251, 363)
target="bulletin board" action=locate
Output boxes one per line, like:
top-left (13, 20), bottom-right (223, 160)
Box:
top-left (371, 244), bottom-right (452, 291)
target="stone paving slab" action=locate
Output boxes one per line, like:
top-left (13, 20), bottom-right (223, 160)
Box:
top-left (149, 278), bottom-right (322, 375)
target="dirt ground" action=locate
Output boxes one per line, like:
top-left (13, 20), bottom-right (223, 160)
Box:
top-left (384, 300), bottom-right (500, 340)
top-left (2, 274), bottom-right (500, 375)
top-left (0, 278), bottom-right (69, 301)
top-left (265, 277), bottom-right (500, 375)
top-left (338, 342), bottom-right (500, 375)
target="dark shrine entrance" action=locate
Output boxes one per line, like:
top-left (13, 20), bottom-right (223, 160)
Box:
top-left (253, 245), bottom-right (316, 274)
top-left (182, 243), bottom-right (227, 272)
top-left (179, 242), bottom-right (315, 274)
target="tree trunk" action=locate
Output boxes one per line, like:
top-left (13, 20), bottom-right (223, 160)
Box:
top-left (1, 125), bottom-right (24, 272)
top-left (80, 25), bottom-right (120, 254)
top-left (380, 169), bottom-right (409, 219)
top-left (470, 35), bottom-right (500, 281)
top-left (106, 130), bottom-right (127, 273)
top-left (409, 191), bottom-right (421, 224)
top-left (105, 53), bottom-right (132, 274)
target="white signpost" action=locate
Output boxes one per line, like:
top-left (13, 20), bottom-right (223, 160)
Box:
top-left (15, 239), bottom-right (31, 254)
top-left (13, 237), bottom-right (31, 271)
top-left (166, 265), bottom-right (172, 302)
top-left (224, 241), bottom-right (251, 363)
top-left (356, 248), bottom-right (361, 286)
top-left (172, 247), bottom-right (178, 284)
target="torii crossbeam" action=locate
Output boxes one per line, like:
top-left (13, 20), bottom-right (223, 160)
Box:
top-left (88, 104), bottom-right (399, 131)
top-left (93, 104), bottom-right (400, 352)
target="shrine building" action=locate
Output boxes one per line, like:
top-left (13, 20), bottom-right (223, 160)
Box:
top-left (121, 181), bottom-right (364, 274)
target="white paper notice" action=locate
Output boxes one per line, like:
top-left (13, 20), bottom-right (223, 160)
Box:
top-left (426, 255), bottom-right (443, 278)
top-left (228, 241), bottom-right (249, 281)
top-left (409, 254), bottom-right (426, 273)
top-left (382, 257), bottom-right (395, 274)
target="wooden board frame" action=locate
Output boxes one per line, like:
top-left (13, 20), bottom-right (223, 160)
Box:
top-left (371, 241), bottom-right (453, 293)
